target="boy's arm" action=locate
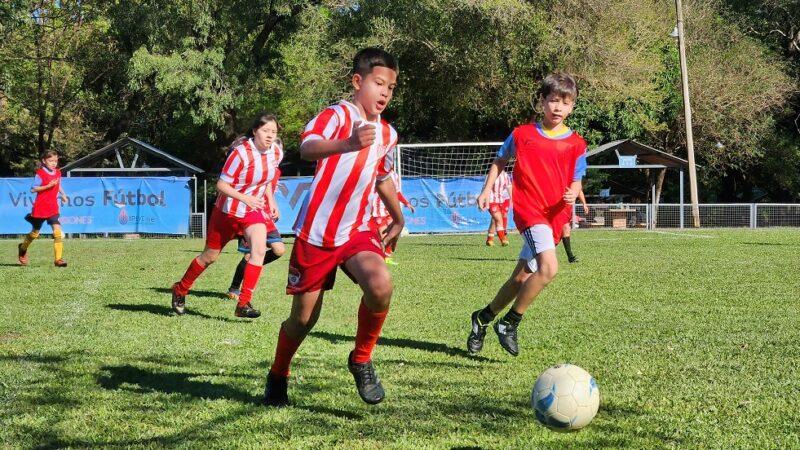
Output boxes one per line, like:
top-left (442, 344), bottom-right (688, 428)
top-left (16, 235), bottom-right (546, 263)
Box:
top-left (376, 176), bottom-right (405, 251)
top-left (300, 121), bottom-right (376, 161)
top-left (564, 146), bottom-right (587, 205)
top-left (479, 133), bottom-right (514, 210)
top-left (563, 180), bottom-right (583, 205)
top-left (58, 182), bottom-right (68, 201)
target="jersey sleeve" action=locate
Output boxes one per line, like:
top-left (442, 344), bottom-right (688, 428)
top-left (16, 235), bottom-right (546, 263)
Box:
top-left (573, 143), bottom-right (588, 181)
top-left (496, 133), bottom-right (516, 159)
top-left (219, 150), bottom-right (243, 184)
top-left (397, 191), bottom-right (411, 207)
top-left (32, 174), bottom-right (43, 189)
top-left (300, 108), bottom-right (340, 144)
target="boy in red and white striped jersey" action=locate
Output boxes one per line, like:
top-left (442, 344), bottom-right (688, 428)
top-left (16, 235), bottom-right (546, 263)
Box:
top-left (171, 114), bottom-right (281, 319)
top-left (486, 170), bottom-right (512, 246)
top-left (264, 48), bottom-right (404, 407)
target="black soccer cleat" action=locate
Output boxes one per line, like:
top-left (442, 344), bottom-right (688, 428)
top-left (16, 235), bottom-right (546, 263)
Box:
top-left (467, 310), bottom-right (490, 355)
top-left (348, 351), bottom-right (385, 405)
top-left (171, 283), bottom-right (186, 315)
top-left (263, 371), bottom-right (289, 407)
top-left (235, 303), bottom-right (261, 318)
top-left (494, 319), bottom-right (520, 357)
top-left (568, 255), bottom-right (578, 263)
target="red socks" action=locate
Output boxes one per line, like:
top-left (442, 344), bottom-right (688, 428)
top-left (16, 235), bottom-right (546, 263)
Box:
top-left (270, 327), bottom-right (302, 377)
top-left (237, 262), bottom-right (263, 307)
top-left (176, 258), bottom-right (206, 296)
top-left (497, 229), bottom-right (507, 240)
top-left (352, 303), bottom-right (389, 364)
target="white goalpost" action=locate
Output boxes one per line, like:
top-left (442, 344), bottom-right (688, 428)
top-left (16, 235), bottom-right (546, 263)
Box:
top-left (395, 142), bottom-right (506, 179)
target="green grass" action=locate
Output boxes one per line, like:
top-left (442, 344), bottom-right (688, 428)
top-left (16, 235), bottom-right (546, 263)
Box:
top-left (1, 229), bottom-right (800, 448)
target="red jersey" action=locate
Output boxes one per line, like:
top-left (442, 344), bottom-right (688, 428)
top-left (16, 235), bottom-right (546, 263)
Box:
top-left (497, 123), bottom-right (587, 242)
top-left (31, 167), bottom-right (61, 218)
top-left (216, 138), bottom-right (281, 218)
top-left (294, 100), bottom-right (398, 247)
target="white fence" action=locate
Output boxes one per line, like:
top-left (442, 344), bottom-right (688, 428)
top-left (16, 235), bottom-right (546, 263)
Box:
top-left (576, 204), bottom-right (800, 229)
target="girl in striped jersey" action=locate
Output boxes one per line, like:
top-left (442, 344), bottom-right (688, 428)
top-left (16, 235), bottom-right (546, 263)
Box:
top-left (486, 169), bottom-right (512, 246)
top-left (171, 114), bottom-right (281, 319)
top-left (226, 137), bottom-right (286, 299)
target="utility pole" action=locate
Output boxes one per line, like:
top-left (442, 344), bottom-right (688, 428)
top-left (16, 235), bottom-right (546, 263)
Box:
top-left (675, 0), bottom-right (701, 227)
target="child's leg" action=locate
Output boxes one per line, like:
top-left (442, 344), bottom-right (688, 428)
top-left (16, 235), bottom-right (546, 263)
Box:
top-left (176, 246), bottom-right (223, 295)
top-left (343, 251), bottom-right (393, 364)
top-left (229, 254), bottom-right (249, 293)
top-left (509, 249), bottom-right (558, 315)
top-left (237, 223), bottom-right (267, 308)
top-left (561, 223), bottom-right (576, 261)
top-left (20, 216), bottom-right (44, 252)
top-left (492, 210), bottom-right (507, 243)
top-left (270, 290), bottom-right (325, 377)
top-left (52, 224), bottom-right (64, 262)
top-left (264, 241), bottom-right (285, 265)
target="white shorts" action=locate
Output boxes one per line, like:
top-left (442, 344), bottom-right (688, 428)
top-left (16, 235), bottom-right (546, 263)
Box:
top-left (519, 224), bottom-right (556, 272)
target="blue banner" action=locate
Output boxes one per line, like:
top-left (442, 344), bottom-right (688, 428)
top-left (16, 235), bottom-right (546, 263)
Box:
top-left (0, 177), bottom-right (191, 234)
top-left (273, 176), bottom-right (493, 234)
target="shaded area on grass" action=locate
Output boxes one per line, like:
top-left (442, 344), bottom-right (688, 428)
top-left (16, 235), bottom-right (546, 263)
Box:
top-left (106, 303), bottom-right (246, 324)
top-left (311, 331), bottom-right (498, 362)
top-left (149, 287), bottom-right (228, 300)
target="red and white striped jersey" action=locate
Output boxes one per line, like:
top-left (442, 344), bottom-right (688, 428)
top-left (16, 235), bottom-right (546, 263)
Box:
top-left (216, 138), bottom-right (281, 218)
top-left (372, 170), bottom-right (407, 219)
top-left (294, 100), bottom-right (398, 247)
top-left (489, 171), bottom-right (512, 204)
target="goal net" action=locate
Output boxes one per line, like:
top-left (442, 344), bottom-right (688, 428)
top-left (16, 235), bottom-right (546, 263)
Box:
top-left (394, 142), bottom-right (513, 234)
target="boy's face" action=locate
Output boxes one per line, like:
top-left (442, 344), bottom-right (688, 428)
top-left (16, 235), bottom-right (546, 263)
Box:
top-left (43, 155), bottom-right (58, 170)
top-left (252, 121), bottom-right (278, 151)
top-left (541, 93), bottom-right (575, 128)
top-left (352, 66), bottom-right (398, 120)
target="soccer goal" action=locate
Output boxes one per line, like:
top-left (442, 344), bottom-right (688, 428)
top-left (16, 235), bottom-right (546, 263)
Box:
top-left (394, 142), bottom-right (508, 234)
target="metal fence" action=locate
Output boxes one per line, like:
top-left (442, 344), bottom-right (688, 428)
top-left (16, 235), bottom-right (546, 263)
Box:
top-left (575, 203), bottom-right (800, 229)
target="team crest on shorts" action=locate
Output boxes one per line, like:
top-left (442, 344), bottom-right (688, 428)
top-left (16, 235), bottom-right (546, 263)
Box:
top-left (287, 266), bottom-right (301, 286)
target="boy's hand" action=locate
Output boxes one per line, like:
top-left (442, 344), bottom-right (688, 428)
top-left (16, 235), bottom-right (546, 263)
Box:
top-left (563, 188), bottom-right (578, 205)
top-left (477, 192), bottom-right (490, 210)
top-left (348, 121), bottom-right (376, 151)
top-left (46, 179), bottom-right (58, 188)
top-left (381, 221), bottom-right (403, 252)
top-left (408, 204), bottom-right (416, 214)
top-left (271, 204), bottom-right (280, 222)
top-left (244, 195), bottom-right (266, 210)
top-left (583, 204), bottom-right (590, 215)
top-left (60, 194), bottom-right (69, 203)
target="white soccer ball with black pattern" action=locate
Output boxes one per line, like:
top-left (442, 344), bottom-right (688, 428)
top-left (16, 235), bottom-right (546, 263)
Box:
top-left (531, 364), bottom-right (600, 431)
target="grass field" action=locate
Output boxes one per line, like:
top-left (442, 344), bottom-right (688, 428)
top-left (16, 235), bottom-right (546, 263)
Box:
top-left (1, 229), bottom-right (800, 448)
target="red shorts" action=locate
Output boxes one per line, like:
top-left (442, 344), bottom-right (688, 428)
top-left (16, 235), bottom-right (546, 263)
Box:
top-left (286, 231), bottom-right (385, 295)
top-left (206, 207), bottom-right (275, 250)
top-left (489, 200), bottom-right (510, 214)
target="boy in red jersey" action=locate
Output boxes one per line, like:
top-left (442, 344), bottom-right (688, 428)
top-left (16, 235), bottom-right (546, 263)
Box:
top-left (171, 114), bottom-right (281, 319)
top-left (18, 150), bottom-right (69, 267)
top-left (372, 170), bottom-right (414, 265)
top-left (467, 72), bottom-right (588, 357)
top-left (485, 169), bottom-right (512, 246)
top-left (264, 48), bottom-right (404, 407)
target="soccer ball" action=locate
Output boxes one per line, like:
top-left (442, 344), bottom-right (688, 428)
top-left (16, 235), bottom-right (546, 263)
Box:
top-left (531, 364), bottom-right (600, 431)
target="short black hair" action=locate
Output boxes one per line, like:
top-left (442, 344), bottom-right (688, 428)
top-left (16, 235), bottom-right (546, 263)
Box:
top-left (538, 72), bottom-right (579, 101)
top-left (352, 47), bottom-right (398, 77)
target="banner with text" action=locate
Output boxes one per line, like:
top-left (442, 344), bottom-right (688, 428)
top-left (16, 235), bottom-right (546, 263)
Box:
top-left (0, 177), bottom-right (191, 234)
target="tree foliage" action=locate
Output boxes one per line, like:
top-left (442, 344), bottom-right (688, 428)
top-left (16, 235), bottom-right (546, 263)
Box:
top-left (0, 0), bottom-right (797, 200)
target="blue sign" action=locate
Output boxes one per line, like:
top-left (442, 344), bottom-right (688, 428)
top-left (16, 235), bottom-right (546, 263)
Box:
top-left (0, 177), bottom-right (191, 234)
top-left (273, 176), bottom-right (493, 234)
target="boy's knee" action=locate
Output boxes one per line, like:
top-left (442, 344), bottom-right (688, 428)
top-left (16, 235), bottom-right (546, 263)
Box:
top-left (364, 273), bottom-right (393, 306)
top-left (199, 250), bottom-right (220, 265)
top-left (539, 263), bottom-right (558, 284)
top-left (271, 245), bottom-right (286, 258)
top-left (285, 315), bottom-right (317, 337)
